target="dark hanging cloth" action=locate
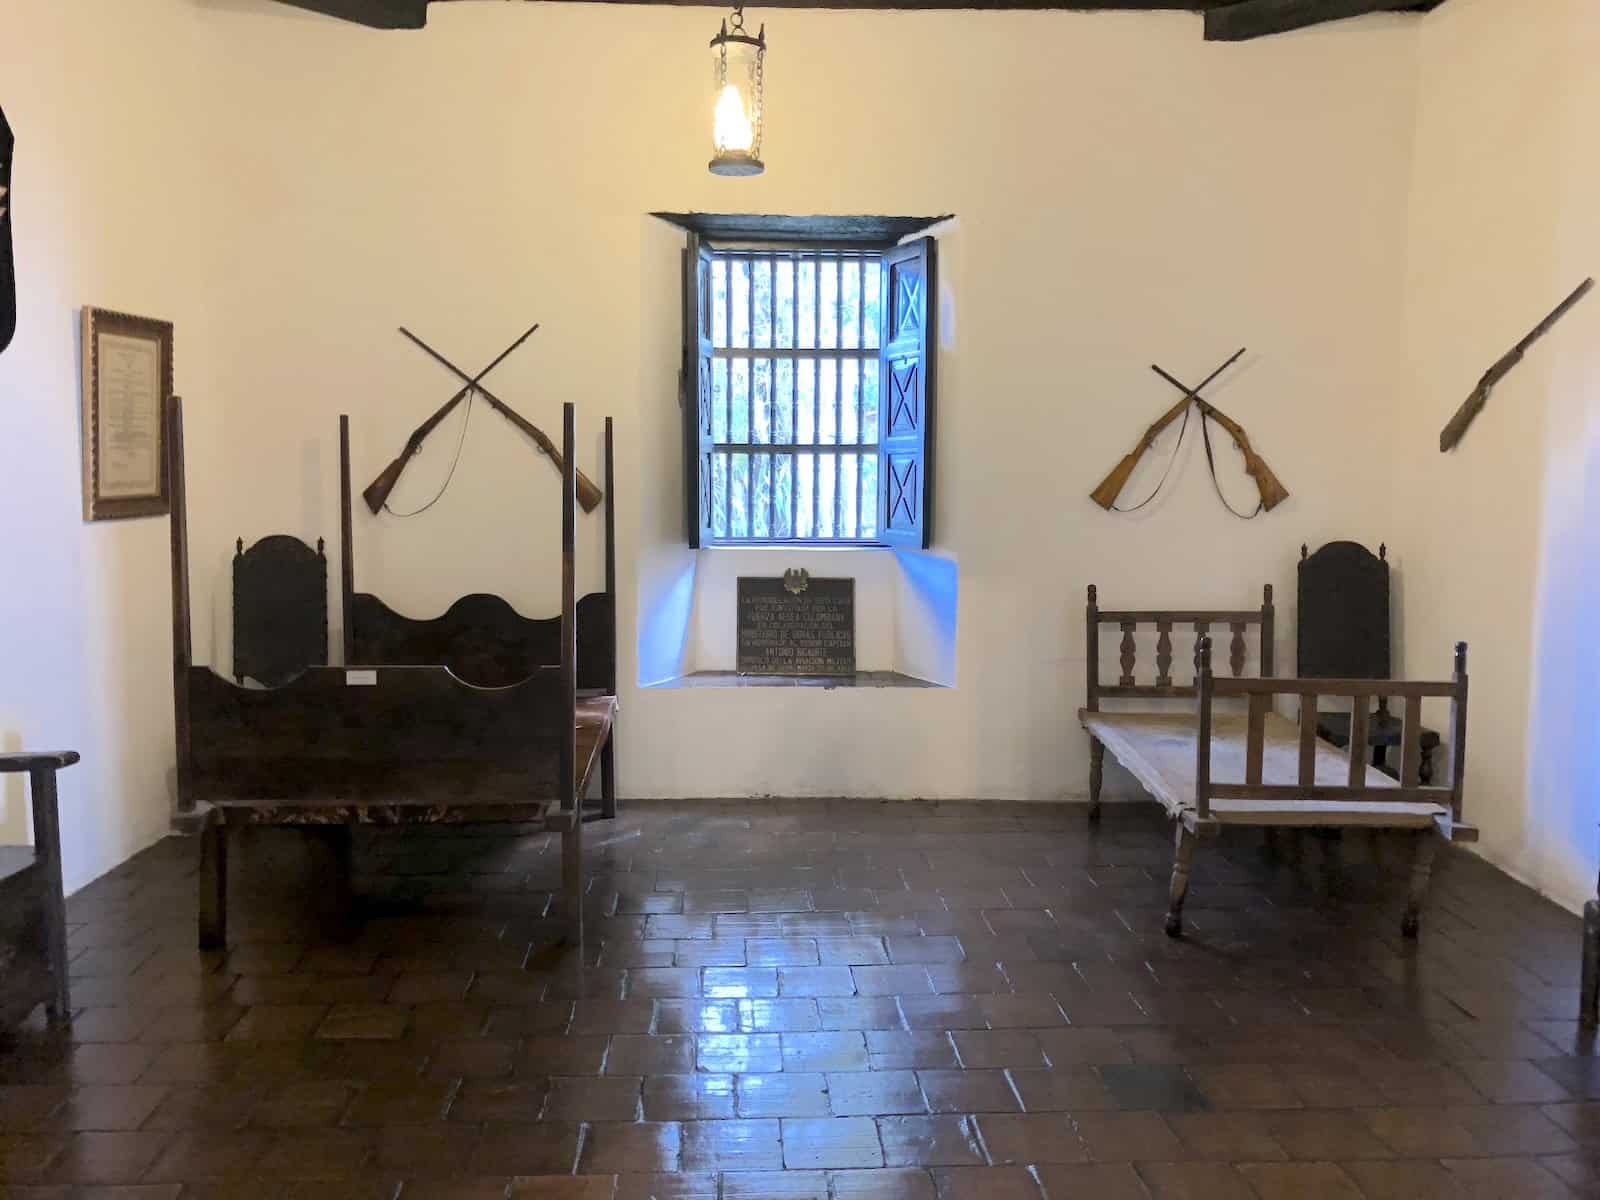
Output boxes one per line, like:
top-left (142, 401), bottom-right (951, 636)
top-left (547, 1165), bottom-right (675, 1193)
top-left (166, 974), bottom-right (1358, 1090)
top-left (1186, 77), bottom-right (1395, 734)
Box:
top-left (0, 104), bottom-right (13, 355)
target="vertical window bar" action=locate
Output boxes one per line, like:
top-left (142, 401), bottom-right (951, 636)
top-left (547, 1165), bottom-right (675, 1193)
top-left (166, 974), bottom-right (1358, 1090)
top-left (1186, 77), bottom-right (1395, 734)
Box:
top-left (767, 254), bottom-right (777, 537)
top-left (790, 256), bottom-right (799, 537)
top-left (856, 260), bottom-right (867, 538)
top-left (838, 260), bottom-right (851, 544)
top-left (722, 260), bottom-right (732, 442)
top-left (745, 256), bottom-right (754, 534)
top-left (811, 253), bottom-right (820, 539)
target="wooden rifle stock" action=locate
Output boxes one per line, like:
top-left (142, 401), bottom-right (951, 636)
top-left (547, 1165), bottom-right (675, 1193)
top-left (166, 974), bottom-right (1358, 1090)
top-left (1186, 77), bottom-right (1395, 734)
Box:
top-left (1194, 401), bottom-right (1289, 512)
top-left (362, 454), bottom-right (409, 515)
top-left (397, 326), bottom-right (603, 513)
top-left (1090, 393), bottom-right (1191, 510)
top-left (1145, 359), bottom-right (1287, 513)
top-left (477, 390), bottom-right (604, 514)
top-left (361, 386), bottom-right (470, 514)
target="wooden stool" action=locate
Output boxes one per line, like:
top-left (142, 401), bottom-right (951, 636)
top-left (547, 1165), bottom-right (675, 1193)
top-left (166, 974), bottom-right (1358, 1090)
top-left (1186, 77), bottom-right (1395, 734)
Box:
top-left (0, 751), bottom-right (78, 1026)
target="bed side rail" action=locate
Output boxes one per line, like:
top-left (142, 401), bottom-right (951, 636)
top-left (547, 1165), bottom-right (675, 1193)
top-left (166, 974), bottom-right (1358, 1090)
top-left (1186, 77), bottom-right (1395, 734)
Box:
top-left (1194, 638), bottom-right (1470, 831)
top-left (1085, 584), bottom-right (1275, 708)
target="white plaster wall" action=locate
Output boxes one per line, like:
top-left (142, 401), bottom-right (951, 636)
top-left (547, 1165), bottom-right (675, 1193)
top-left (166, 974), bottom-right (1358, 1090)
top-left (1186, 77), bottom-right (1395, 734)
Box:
top-left (0, 3), bottom-right (239, 889)
top-left (0, 0), bottom-right (1423, 882)
top-left (1397, 0), bottom-right (1600, 913)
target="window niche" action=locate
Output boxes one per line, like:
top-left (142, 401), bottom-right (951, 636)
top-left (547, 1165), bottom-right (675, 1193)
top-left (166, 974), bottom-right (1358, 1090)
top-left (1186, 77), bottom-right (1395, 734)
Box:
top-left (656, 212), bottom-right (949, 552)
top-left (643, 213), bottom-right (957, 689)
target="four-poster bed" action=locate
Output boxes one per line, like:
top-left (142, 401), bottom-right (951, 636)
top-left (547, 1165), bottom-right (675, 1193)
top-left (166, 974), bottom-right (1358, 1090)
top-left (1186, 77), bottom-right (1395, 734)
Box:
top-left (169, 397), bottom-right (614, 951)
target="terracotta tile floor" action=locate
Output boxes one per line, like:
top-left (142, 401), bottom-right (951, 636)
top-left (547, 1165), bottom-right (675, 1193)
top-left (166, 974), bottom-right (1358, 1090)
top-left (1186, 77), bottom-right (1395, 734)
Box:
top-left (1, 799), bottom-right (1596, 1198)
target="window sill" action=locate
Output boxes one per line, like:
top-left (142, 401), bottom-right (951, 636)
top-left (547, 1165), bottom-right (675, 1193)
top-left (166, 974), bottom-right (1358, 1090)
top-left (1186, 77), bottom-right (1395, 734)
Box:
top-left (646, 670), bottom-right (946, 690)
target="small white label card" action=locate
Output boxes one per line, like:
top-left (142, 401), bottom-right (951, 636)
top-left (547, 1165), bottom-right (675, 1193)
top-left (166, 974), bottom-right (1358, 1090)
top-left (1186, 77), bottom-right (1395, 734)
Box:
top-left (345, 669), bottom-right (378, 686)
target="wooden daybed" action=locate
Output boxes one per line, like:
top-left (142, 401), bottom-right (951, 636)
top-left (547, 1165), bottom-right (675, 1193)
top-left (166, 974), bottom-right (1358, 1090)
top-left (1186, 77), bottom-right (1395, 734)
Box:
top-left (169, 399), bottom-right (609, 951)
top-left (1081, 584), bottom-right (1477, 939)
top-left (336, 413), bottom-right (619, 822)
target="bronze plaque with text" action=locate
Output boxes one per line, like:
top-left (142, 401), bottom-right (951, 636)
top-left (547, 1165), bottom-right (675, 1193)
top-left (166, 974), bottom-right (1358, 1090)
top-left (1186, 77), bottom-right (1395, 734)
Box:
top-left (737, 577), bottom-right (855, 676)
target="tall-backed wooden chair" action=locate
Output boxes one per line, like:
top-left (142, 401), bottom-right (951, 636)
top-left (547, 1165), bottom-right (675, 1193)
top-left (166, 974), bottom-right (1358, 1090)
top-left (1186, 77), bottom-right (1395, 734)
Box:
top-left (0, 752), bottom-right (78, 1026)
top-left (1298, 541), bottom-right (1439, 783)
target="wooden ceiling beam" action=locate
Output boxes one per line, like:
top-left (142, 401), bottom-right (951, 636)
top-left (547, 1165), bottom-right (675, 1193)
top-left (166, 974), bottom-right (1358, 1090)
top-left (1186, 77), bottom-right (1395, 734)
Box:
top-left (1204, 0), bottom-right (1443, 41)
top-left (428, 0), bottom-right (1230, 9)
top-left (270, 0), bottom-right (1448, 36)
top-left (270, 0), bottom-right (427, 29)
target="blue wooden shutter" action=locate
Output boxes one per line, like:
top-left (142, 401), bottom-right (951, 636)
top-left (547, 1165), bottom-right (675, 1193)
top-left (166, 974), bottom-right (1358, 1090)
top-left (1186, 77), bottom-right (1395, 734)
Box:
top-left (682, 234), bottom-right (715, 547)
top-left (877, 237), bottom-right (936, 549)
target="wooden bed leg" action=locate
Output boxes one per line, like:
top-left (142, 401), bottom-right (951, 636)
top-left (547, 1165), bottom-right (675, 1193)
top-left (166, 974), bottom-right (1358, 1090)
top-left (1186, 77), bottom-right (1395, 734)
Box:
top-left (30, 767), bottom-right (71, 1023)
top-left (331, 826), bottom-right (354, 917)
top-left (562, 814), bottom-right (584, 949)
top-left (310, 826), bottom-right (356, 939)
top-left (198, 814), bottom-right (228, 951)
top-left (1401, 829), bottom-right (1437, 939)
top-left (1088, 738), bottom-right (1105, 824)
top-left (600, 736), bottom-right (618, 821)
top-left (1164, 824), bottom-right (1197, 938)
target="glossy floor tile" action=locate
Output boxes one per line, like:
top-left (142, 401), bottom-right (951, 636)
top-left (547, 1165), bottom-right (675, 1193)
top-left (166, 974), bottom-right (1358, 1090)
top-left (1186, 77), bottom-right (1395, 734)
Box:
top-left (0, 799), bottom-right (1592, 1198)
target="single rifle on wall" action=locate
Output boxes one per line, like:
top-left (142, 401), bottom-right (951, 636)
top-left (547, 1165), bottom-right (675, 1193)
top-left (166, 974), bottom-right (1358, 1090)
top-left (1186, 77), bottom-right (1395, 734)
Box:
top-left (1439, 278), bottom-right (1594, 452)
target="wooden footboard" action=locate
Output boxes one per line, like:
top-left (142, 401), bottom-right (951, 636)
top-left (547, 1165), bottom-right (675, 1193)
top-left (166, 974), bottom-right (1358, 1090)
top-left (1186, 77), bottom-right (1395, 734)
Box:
top-left (1197, 638), bottom-right (1473, 842)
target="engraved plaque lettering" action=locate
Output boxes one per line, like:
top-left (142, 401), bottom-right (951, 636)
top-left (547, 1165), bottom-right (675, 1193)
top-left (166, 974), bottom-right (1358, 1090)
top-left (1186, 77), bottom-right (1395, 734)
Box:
top-left (737, 576), bottom-right (855, 676)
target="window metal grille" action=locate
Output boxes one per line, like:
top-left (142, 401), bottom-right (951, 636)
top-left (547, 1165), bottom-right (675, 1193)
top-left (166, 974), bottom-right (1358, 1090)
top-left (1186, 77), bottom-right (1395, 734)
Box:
top-left (706, 250), bottom-right (882, 543)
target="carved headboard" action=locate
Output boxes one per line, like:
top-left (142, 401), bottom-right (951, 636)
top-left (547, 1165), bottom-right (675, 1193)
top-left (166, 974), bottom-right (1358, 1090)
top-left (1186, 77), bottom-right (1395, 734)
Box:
top-left (348, 591), bottom-right (614, 691)
top-left (233, 535), bottom-right (329, 686)
top-left (337, 411), bottom-right (619, 693)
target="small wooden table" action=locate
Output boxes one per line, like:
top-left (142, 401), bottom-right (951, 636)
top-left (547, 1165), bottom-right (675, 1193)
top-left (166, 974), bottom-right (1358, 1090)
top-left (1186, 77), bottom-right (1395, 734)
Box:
top-left (0, 751), bottom-right (78, 1026)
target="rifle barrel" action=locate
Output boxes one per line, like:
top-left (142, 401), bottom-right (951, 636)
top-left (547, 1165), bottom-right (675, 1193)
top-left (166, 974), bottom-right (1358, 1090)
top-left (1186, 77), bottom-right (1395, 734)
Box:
top-left (1513, 277), bottom-right (1594, 357)
top-left (1150, 347), bottom-right (1248, 405)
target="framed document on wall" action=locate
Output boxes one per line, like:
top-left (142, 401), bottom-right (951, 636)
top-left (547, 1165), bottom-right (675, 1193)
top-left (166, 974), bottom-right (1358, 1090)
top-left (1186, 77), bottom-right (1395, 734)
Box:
top-left (80, 307), bottom-right (172, 520)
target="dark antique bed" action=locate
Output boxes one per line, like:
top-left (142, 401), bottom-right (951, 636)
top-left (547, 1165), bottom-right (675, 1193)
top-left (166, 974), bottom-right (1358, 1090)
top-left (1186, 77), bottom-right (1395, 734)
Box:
top-left (169, 398), bottom-right (613, 952)
top-left (337, 413), bottom-right (619, 821)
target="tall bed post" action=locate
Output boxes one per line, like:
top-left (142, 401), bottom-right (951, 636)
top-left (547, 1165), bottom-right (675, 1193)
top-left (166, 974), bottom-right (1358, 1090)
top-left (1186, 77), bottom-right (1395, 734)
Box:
top-left (1085, 584), bottom-right (1103, 824)
top-left (604, 416), bottom-right (616, 681)
top-left (1195, 636), bottom-right (1214, 824)
top-left (600, 415), bottom-right (618, 819)
top-left (338, 415), bottom-right (355, 666)
top-left (1260, 583), bottom-right (1275, 677)
top-left (1449, 641), bottom-right (1469, 825)
top-left (558, 403), bottom-right (582, 945)
top-left (169, 395), bottom-right (194, 814)
top-left (1166, 634), bottom-right (1214, 939)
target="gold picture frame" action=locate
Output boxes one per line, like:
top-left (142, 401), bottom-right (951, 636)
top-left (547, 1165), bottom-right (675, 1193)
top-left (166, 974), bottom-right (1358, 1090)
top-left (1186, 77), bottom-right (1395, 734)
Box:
top-left (80, 307), bottom-right (172, 521)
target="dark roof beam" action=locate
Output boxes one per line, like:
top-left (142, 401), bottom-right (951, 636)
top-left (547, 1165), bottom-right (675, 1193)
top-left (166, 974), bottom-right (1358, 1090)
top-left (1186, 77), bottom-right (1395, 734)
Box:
top-left (1204, 0), bottom-right (1443, 41)
top-left (270, 0), bottom-right (427, 29)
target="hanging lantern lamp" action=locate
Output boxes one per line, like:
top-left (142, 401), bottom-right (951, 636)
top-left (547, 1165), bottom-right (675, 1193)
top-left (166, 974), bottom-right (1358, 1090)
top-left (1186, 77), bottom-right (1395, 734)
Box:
top-left (709, 4), bottom-right (765, 177)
